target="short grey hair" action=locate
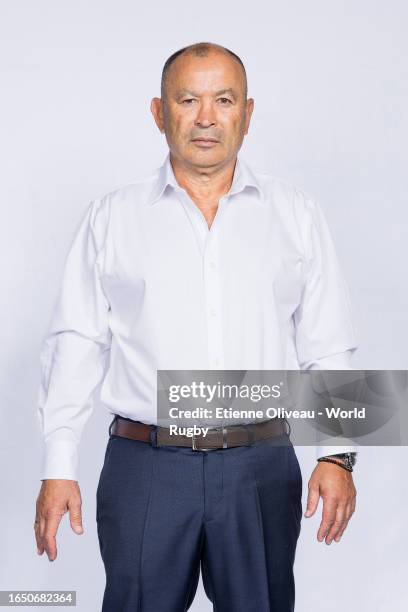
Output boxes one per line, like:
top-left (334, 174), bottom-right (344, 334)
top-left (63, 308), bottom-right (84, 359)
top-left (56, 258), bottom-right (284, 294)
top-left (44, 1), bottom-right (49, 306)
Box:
top-left (160, 42), bottom-right (248, 100)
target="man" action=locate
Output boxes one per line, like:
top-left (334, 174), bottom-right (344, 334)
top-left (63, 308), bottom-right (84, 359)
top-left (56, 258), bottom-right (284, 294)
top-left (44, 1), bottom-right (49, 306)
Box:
top-left (35, 42), bottom-right (358, 611)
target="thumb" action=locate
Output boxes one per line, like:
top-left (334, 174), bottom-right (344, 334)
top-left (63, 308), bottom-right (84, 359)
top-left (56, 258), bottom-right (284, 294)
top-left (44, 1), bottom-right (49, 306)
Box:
top-left (304, 485), bottom-right (320, 517)
top-left (68, 499), bottom-right (84, 534)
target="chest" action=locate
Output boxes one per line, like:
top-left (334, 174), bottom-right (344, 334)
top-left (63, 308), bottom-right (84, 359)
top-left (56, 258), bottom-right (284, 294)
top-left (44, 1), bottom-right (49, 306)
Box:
top-left (100, 195), bottom-right (305, 312)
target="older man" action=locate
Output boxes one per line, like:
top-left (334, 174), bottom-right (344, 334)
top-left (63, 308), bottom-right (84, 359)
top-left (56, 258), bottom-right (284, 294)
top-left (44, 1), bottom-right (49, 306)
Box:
top-left (35, 42), bottom-right (358, 611)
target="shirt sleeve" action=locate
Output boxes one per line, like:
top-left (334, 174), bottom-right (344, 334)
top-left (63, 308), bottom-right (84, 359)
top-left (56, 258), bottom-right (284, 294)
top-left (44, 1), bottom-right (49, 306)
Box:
top-left (292, 194), bottom-right (359, 459)
top-left (294, 195), bottom-right (358, 367)
top-left (37, 198), bottom-right (112, 481)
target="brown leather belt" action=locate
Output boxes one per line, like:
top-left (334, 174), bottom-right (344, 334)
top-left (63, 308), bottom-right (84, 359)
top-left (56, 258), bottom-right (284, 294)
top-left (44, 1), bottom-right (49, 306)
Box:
top-left (110, 415), bottom-right (289, 451)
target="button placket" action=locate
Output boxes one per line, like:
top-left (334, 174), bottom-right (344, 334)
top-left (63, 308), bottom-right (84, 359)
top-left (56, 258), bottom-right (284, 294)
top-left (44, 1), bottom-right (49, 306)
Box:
top-left (176, 189), bottom-right (226, 371)
top-left (203, 224), bottom-right (225, 370)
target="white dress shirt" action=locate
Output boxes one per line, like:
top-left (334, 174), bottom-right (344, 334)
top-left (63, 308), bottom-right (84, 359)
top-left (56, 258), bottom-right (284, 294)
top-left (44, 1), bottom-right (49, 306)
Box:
top-left (37, 153), bottom-right (358, 480)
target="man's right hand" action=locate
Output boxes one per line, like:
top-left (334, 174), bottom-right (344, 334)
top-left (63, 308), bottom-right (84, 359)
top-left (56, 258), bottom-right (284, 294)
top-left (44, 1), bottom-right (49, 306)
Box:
top-left (34, 480), bottom-right (84, 561)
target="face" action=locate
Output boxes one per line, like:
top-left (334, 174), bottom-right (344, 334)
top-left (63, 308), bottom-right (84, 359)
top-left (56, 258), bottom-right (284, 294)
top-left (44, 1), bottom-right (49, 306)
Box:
top-left (151, 50), bottom-right (254, 171)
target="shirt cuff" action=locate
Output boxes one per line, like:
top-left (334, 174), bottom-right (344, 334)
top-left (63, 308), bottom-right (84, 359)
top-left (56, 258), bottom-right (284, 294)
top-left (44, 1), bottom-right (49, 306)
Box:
top-left (40, 439), bottom-right (79, 481)
top-left (316, 444), bottom-right (358, 459)
top-left (304, 348), bottom-right (355, 370)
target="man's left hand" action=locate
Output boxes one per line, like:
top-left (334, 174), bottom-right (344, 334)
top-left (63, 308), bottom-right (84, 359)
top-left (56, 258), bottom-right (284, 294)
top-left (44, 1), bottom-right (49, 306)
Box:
top-left (304, 460), bottom-right (357, 544)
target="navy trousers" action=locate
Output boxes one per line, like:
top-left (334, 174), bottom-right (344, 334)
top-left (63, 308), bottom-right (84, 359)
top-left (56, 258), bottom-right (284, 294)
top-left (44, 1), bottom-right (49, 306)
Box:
top-left (96, 422), bottom-right (303, 612)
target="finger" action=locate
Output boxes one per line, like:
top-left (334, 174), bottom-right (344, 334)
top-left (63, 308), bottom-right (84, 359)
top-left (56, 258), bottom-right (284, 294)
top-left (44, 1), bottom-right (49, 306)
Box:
top-left (42, 512), bottom-right (63, 561)
top-left (317, 499), bottom-right (337, 542)
top-left (37, 516), bottom-right (46, 555)
top-left (304, 484), bottom-right (320, 517)
top-left (325, 504), bottom-right (347, 544)
top-left (34, 502), bottom-right (42, 553)
top-left (68, 498), bottom-right (83, 534)
top-left (334, 501), bottom-right (354, 542)
top-left (333, 518), bottom-right (350, 542)
top-left (34, 519), bottom-right (43, 555)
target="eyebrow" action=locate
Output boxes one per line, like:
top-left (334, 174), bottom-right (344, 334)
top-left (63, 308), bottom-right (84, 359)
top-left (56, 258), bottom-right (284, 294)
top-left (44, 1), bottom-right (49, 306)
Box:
top-left (176, 88), bottom-right (238, 100)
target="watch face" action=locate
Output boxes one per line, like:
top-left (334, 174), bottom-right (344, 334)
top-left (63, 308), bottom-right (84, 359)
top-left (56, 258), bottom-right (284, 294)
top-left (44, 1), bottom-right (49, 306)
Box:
top-left (343, 453), bottom-right (356, 467)
top-left (333, 453), bottom-right (356, 467)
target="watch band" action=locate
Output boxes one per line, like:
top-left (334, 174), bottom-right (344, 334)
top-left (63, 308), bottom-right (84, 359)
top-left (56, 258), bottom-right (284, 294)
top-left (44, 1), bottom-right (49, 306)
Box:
top-left (317, 457), bottom-right (353, 472)
top-left (317, 452), bottom-right (357, 472)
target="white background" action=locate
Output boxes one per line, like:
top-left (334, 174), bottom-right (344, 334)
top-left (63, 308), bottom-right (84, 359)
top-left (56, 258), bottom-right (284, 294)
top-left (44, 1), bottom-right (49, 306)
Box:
top-left (0, 1), bottom-right (407, 610)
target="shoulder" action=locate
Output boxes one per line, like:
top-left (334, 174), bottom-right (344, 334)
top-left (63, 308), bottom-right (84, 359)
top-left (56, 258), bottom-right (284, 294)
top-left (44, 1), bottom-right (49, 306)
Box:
top-left (92, 168), bottom-right (160, 212)
top-left (247, 162), bottom-right (322, 229)
top-left (82, 169), bottom-right (157, 252)
top-left (245, 162), bottom-right (332, 260)
top-left (87, 168), bottom-right (160, 239)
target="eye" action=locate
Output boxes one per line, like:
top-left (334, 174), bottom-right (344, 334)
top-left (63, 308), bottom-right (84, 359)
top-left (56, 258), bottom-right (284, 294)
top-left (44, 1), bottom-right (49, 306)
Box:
top-left (218, 98), bottom-right (233, 105)
top-left (181, 98), bottom-right (196, 105)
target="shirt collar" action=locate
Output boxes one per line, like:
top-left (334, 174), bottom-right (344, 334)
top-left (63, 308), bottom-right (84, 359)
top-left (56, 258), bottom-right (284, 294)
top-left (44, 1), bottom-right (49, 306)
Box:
top-left (147, 151), bottom-right (265, 206)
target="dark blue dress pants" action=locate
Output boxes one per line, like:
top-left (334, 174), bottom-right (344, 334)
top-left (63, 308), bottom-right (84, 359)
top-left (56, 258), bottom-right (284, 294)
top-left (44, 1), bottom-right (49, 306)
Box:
top-left (96, 423), bottom-right (303, 611)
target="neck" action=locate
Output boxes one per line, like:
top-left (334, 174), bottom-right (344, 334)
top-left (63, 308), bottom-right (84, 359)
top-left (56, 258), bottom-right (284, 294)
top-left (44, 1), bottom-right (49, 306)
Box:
top-left (169, 153), bottom-right (237, 204)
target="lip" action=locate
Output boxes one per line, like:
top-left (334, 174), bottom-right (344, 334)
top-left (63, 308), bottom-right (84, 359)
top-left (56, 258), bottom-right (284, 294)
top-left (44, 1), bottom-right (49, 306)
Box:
top-left (191, 138), bottom-right (219, 147)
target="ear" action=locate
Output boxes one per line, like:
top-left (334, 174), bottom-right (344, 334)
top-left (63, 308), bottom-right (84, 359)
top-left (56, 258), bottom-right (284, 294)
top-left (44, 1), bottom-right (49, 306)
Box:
top-left (244, 98), bottom-right (254, 135)
top-left (150, 97), bottom-right (165, 133)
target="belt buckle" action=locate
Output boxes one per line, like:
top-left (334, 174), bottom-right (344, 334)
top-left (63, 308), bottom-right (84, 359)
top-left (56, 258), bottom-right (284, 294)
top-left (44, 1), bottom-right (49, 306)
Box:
top-left (191, 426), bottom-right (228, 451)
top-left (192, 435), bottom-right (212, 451)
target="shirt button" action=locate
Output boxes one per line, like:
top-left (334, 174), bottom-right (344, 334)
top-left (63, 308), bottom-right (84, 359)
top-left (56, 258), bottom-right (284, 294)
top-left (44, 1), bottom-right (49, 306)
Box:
top-left (209, 261), bottom-right (216, 269)
top-left (209, 308), bottom-right (217, 317)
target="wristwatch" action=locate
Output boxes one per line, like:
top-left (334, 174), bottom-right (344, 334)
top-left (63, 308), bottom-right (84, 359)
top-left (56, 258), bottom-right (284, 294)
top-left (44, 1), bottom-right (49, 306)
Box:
top-left (328, 452), bottom-right (357, 471)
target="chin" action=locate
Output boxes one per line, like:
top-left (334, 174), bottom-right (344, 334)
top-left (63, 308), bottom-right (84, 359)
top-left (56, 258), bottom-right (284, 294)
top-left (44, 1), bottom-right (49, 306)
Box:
top-left (188, 150), bottom-right (226, 169)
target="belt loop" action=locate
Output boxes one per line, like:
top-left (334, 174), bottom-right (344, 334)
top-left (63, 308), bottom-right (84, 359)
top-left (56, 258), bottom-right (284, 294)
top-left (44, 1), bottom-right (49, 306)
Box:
top-left (222, 426), bottom-right (228, 449)
top-left (244, 423), bottom-right (256, 446)
top-left (150, 426), bottom-right (158, 447)
top-left (108, 415), bottom-right (118, 436)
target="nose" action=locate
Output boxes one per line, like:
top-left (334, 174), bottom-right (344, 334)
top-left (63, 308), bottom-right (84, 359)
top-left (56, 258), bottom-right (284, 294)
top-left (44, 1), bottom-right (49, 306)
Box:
top-left (194, 100), bottom-right (216, 128)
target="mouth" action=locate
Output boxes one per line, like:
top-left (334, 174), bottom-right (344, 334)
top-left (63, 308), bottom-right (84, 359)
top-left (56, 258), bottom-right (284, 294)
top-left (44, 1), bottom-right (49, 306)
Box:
top-left (191, 138), bottom-right (220, 147)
